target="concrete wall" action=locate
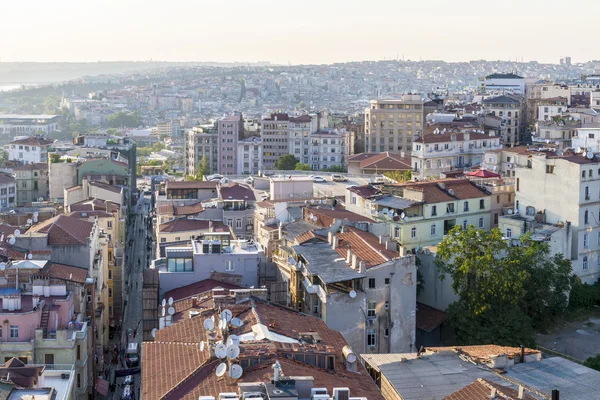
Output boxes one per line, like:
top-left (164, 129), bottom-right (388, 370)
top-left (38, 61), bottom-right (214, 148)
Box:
top-left (76, 159), bottom-right (128, 185)
top-left (49, 162), bottom-right (77, 200)
top-left (323, 290), bottom-right (366, 354)
top-left (64, 186), bottom-right (85, 208)
top-left (416, 253), bottom-right (458, 311)
top-left (270, 179), bottom-right (313, 201)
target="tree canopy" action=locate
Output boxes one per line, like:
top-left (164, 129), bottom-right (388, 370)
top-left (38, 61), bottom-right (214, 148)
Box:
top-left (436, 226), bottom-right (572, 346)
top-left (295, 162), bottom-right (311, 171)
top-left (107, 111), bottom-right (141, 128)
top-left (274, 154), bottom-right (299, 170)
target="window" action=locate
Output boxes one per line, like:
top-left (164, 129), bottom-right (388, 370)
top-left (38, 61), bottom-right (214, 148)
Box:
top-left (77, 373), bottom-right (81, 389)
top-left (431, 205), bottom-right (437, 216)
top-left (368, 278), bottom-right (376, 289)
top-left (546, 165), bottom-right (555, 174)
top-left (313, 298), bottom-right (320, 314)
top-left (384, 278), bottom-right (390, 285)
top-left (584, 233), bottom-right (589, 248)
top-left (463, 201), bottom-right (469, 212)
top-left (367, 329), bottom-right (376, 347)
top-left (583, 170), bottom-right (587, 179)
top-left (225, 260), bottom-right (234, 271)
top-left (446, 203), bottom-right (455, 213)
top-left (462, 220), bottom-right (468, 230)
top-left (175, 237), bottom-right (180, 241)
top-left (506, 228), bottom-right (512, 238)
top-left (108, 269), bottom-right (112, 280)
top-left (508, 194), bottom-right (512, 202)
top-left (585, 210), bottom-right (589, 224)
top-left (367, 301), bottom-right (376, 317)
top-left (479, 199), bottom-right (485, 210)
top-left (410, 227), bottom-right (417, 238)
top-left (166, 258), bottom-right (193, 272)
top-left (44, 354), bottom-right (54, 365)
top-left (236, 219), bottom-right (242, 229)
top-left (9, 325), bottom-right (18, 339)
top-left (351, 196), bottom-right (356, 205)
top-left (583, 256), bottom-right (588, 271)
top-left (161, 238), bottom-right (166, 243)
top-left (108, 288), bottom-right (112, 298)
top-left (393, 227), bottom-right (400, 238)
top-left (107, 221), bottom-right (113, 229)
top-left (585, 186), bottom-right (590, 200)
top-left (494, 213), bottom-right (499, 225)
top-left (384, 328), bottom-right (389, 337)
top-left (77, 345), bottom-right (81, 361)
top-left (430, 224), bottom-right (436, 236)
top-left (478, 217), bottom-right (484, 228)
top-left (516, 178), bottom-right (520, 191)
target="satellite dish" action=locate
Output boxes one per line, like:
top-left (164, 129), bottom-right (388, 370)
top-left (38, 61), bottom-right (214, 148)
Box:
top-left (221, 309), bottom-right (233, 323)
top-left (400, 212), bottom-right (406, 219)
top-left (38, 197), bottom-right (44, 202)
top-left (33, 217), bottom-right (38, 223)
top-left (216, 363), bottom-right (227, 377)
top-left (508, 209), bottom-right (514, 215)
top-left (27, 219), bottom-right (32, 225)
top-left (229, 364), bottom-right (243, 379)
top-left (200, 341), bottom-right (205, 351)
top-left (226, 335), bottom-right (240, 347)
top-left (151, 328), bottom-right (157, 338)
top-left (215, 343), bottom-right (227, 359)
top-left (161, 299), bottom-right (166, 307)
top-left (168, 306), bottom-right (175, 315)
top-left (310, 199), bottom-right (315, 204)
top-left (0, 263), bottom-right (5, 271)
top-left (161, 307), bottom-right (166, 317)
top-left (349, 290), bottom-right (357, 298)
top-left (588, 152), bottom-right (594, 160)
top-left (33, 212), bottom-right (39, 218)
top-left (309, 213), bottom-right (314, 220)
top-left (14, 229), bottom-right (20, 237)
top-left (383, 208), bottom-right (389, 214)
top-left (231, 318), bottom-right (243, 328)
top-left (226, 344), bottom-right (240, 359)
top-left (27, 254), bottom-right (33, 260)
top-left (203, 318), bottom-right (214, 331)
top-left (168, 297), bottom-right (174, 305)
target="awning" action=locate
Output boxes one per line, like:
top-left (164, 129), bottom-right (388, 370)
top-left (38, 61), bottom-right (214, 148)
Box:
top-left (465, 169), bottom-right (501, 178)
top-left (96, 377), bottom-right (110, 396)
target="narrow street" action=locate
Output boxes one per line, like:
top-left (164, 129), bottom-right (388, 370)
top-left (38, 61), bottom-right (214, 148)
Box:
top-left (103, 193), bottom-right (152, 400)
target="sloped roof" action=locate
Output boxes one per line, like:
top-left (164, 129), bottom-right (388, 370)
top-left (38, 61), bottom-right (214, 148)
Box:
top-left (305, 207), bottom-right (373, 227)
top-left (445, 378), bottom-right (537, 400)
top-left (158, 218), bottom-right (228, 234)
top-left (41, 262), bottom-right (88, 284)
top-left (9, 137), bottom-right (55, 146)
top-left (158, 202), bottom-right (204, 216)
top-left (416, 302), bottom-right (447, 332)
top-left (27, 214), bottom-right (93, 245)
top-left (350, 152), bottom-right (412, 170)
top-left (335, 226), bottom-right (398, 268)
top-left (88, 180), bottom-right (123, 194)
top-left (166, 181), bottom-right (218, 190)
top-left (219, 183), bottom-right (256, 201)
top-left (163, 278), bottom-right (241, 302)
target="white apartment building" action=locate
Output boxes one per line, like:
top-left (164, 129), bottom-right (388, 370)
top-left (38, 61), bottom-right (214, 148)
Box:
top-left (365, 95), bottom-right (424, 153)
top-left (237, 136), bottom-right (262, 175)
top-left (572, 128), bottom-right (600, 152)
top-left (533, 119), bottom-right (578, 148)
top-left (0, 114), bottom-right (60, 135)
top-left (482, 95), bottom-right (524, 146)
top-left (481, 73), bottom-right (525, 95)
top-left (185, 123), bottom-right (218, 176)
top-left (527, 82), bottom-right (570, 101)
top-left (0, 173), bottom-right (17, 209)
top-left (5, 136), bottom-right (55, 164)
top-left (288, 115), bottom-right (316, 165)
top-left (412, 126), bottom-right (501, 179)
top-left (302, 130), bottom-right (353, 170)
top-left (537, 97), bottom-right (568, 121)
top-left (503, 152), bottom-right (600, 283)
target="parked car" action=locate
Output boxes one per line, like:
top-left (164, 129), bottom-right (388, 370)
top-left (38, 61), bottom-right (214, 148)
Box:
top-left (331, 174), bottom-right (348, 182)
top-left (244, 177), bottom-right (253, 185)
top-left (312, 176), bottom-right (327, 183)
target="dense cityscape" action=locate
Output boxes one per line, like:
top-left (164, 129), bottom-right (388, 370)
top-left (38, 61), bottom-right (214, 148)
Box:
top-left (0, 23), bottom-right (600, 400)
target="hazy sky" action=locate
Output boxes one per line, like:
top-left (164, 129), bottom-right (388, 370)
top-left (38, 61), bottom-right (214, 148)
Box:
top-left (1, 0), bottom-right (596, 65)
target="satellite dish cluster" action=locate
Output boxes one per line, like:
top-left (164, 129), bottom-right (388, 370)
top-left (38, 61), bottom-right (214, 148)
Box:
top-left (200, 308), bottom-right (245, 380)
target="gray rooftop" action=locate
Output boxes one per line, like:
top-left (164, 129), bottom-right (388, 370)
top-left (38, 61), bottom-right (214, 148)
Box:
top-left (506, 357), bottom-right (600, 400)
top-left (375, 196), bottom-right (421, 210)
top-left (0, 114), bottom-right (58, 120)
top-left (293, 243), bottom-right (366, 284)
top-left (282, 220), bottom-right (319, 242)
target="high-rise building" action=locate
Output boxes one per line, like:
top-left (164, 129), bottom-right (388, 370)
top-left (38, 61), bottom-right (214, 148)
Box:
top-left (217, 114), bottom-right (243, 175)
top-left (481, 73), bottom-right (525, 95)
top-left (261, 113), bottom-right (291, 170)
top-left (364, 95), bottom-right (424, 153)
top-left (185, 123), bottom-right (218, 176)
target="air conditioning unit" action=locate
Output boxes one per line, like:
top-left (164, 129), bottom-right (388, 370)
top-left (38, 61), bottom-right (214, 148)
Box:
top-left (333, 388), bottom-right (351, 400)
top-left (312, 395), bottom-right (330, 400)
top-left (311, 389), bottom-right (329, 398)
top-left (60, 373), bottom-right (70, 380)
top-left (219, 394), bottom-right (238, 400)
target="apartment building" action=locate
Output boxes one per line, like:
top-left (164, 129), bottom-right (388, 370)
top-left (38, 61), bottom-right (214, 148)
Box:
top-left (236, 136), bottom-right (262, 175)
top-left (0, 174), bottom-right (17, 210)
top-left (481, 73), bottom-right (525, 95)
top-left (412, 125), bottom-right (502, 179)
top-left (482, 94), bottom-right (524, 145)
top-left (5, 137), bottom-right (55, 165)
top-left (533, 118), bottom-right (579, 148)
top-left (572, 127), bottom-right (600, 152)
top-left (0, 114), bottom-right (59, 136)
top-left (300, 130), bottom-right (354, 170)
top-left (364, 95), bottom-right (424, 153)
top-left (287, 114), bottom-right (314, 165)
top-left (502, 151), bottom-right (600, 283)
top-left (217, 114), bottom-right (243, 175)
top-left (261, 113), bottom-right (292, 169)
top-left (0, 260), bottom-right (91, 399)
top-left (156, 119), bottom-right (181, 137)
top-left (537, 97), bottom-right (568, 121)
top-left (12, 163), bottom-right (49, 205)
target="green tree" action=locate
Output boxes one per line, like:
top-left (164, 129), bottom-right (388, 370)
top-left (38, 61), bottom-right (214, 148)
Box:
top-left (136, 147), bottom-right (152, 157)
top-left (322, 165), bottom-right (347, 173)
top-left (107, 111), bottom-right (141, 128)
top-left (383, 171), bottom-right (405, 182)
top-left (295, 162), bottom-right (312, 171)
top-left (436, 226), bottom-right (572, 345)
top-left (50, 153), bottom-right (61, 163)
top-left (198, 156), bottom-right (210, 177)
top-left (403, 170), bottom-right (412, 181)
top-left (584, 354), bottom-right (600, 372)
top-left (152, 142), bottom-right (166, 152)
top-left (274, 154), bottom-right (299, 170)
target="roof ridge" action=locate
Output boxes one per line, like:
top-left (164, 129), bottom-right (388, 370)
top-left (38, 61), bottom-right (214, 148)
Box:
top-left (346, 228), bottom-right (390, 264)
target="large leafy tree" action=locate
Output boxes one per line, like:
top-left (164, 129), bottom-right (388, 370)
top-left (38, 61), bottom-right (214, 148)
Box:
top-left (274, 154), bottom-right (299, 170)
top-left (295, 162), bottom-right (311, 171)
top-left (436, 226), bottom-right (571, 346)
top-left (198, 156), bottom-right (210, 177)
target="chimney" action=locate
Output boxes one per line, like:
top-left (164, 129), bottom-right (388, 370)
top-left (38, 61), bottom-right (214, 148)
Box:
top-left (352, 254), bottom-right (359, 270)
top-left (328, 231), bottom-right (334, 246)
top-left (551, 390), bottom-right (559, 400)
top-left (400, 151), bottom-right (405, 158)
top-left (518, 386), bottom-right (524, 400)
top-left (192, 297), bottom-right (198, 308)
top-left (378, 234), bottom-right (389, 245)
top-left (358, 260), bottom-right (366, 274)
top-left (273, 361), bottom-right (281, 383)
top-left (209, 220), bottom-right (213, 232)
top-left (346, 248), bottom-right (353, 263)
top-left (386, 239), bottom-right (396, 252)
top-left (490, 388), bottom-right (497, 398)
top-left (332, 234), bottom-right (338, 249)
top-left (464, 132), bottom-right (470, 141)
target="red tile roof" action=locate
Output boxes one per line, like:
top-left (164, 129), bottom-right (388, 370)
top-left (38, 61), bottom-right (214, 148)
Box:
top-left (69, 198), bottom-right (120, 212)
top-left (158, 218), bottom-right (228, 234)
top-left (347, 185), bottom-right (380, 199)
top-left (402, 179), bottom-right (488, 202)
top-left (295, 231), bottom-right (327, 245)
top-left (41, 262), bottom-right (88, 284)
top-left (9, 137), bottom-right (55, 146)
top-left (444, 378), bottom-right (536, 400)
top-left (144, 299), bottom-right (383, 400)
top-left (350, 152), bottom-right (412, 171)
top-left (27, 215), bottom-right (94, 245)
top-left (0, 174), bottom-right (16, 185)
top-left (416, 302), bottom-right (447, 332)
top-left (219, 183), bottom-right (256, 202)
top-left (158, 202), bottom-right (204, 216)
top-left (335, 226), bottom-right (398, 268)
top-left (88, 180), bottom-right (123, 194)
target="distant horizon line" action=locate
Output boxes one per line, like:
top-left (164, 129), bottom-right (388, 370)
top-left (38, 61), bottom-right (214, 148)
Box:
top-left (0, 58), bottom-right (596, 66)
